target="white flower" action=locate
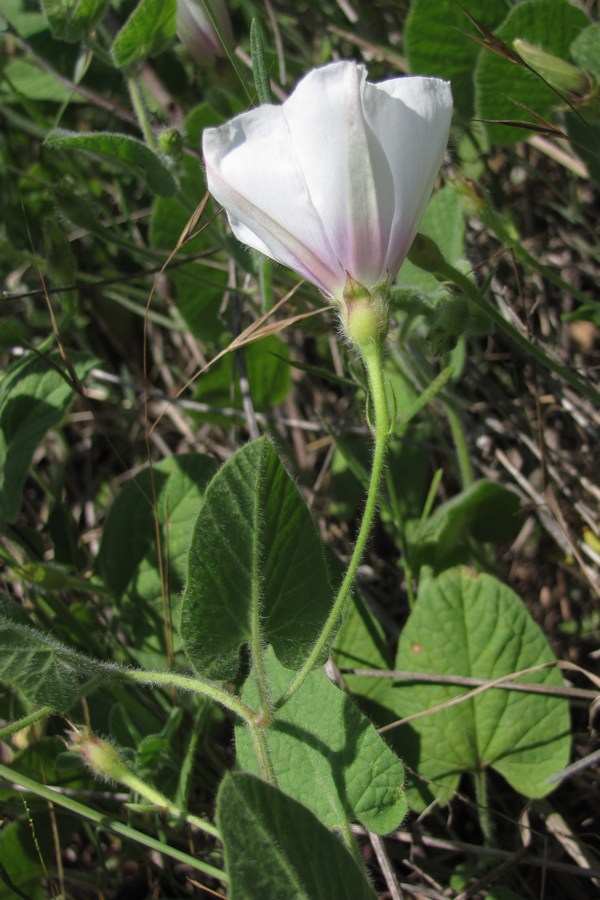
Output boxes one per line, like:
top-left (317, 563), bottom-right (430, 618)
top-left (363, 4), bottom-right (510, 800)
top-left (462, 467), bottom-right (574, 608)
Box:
top-left (202, 61), bottom-right (453, 304)
top-left (177, 0), bottom-right (233, 67)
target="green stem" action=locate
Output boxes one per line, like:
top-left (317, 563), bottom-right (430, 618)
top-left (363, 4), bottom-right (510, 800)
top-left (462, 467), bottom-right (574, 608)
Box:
top-left (275, 340), bottom-right (389, 708)
top-left (340, 819), bottom-right (363, 862)
top-left (0, 707), bottom-right (54, 739)
top-left (0, 763), bottom-right (227, 885)
top-left (247, 723), bottom-right (278, 786)
top-left (114, 667), bottom-right (257, 725)
top-left (122, 772), bottom-right (219, 839)
top-left (127, 76), bottom-right (156, 149)
top-left (250, 512), bottom-right (273, 726)
top-left (474, 769), bottom-right (493, 845)
top-left (443, 399), bottom-right (474, 489)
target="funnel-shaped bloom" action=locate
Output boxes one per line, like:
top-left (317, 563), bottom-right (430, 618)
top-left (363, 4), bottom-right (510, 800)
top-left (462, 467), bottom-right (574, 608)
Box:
top-left (203, 61), bottom-right (453, 304)
top-left (177, 0), bottom-right (233, 67)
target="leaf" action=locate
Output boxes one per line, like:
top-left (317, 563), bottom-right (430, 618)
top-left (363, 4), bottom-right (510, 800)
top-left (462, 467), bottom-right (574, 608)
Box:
top-left (180, 438), bottom-right (333, 680)
top-left (0, 0), bottom-right (49, 37)
top-left (44, 130), bottom-right (177, 198)
top-left (565, 105), bottom-right (600, 183)
top-left (387, 568), bottom-right (571, 810)
top-left (217, 772), bottom-right (377, 900)
top-left (136, 708), bottom-right (184, 801)
top-left (111, 0), bottom-right (176, 68)
top-left (96, 454), bottom-right (217, 656)
top-left (404, 0), bottom-right (509, 117)
top-left (1, 59), bottom-right (84, 104)
top-left (0, 350), bottom-right (96, 524)
top-left (236, 649), bottom-right (407, 834)
top-left (570, 23), bottom-right (600, 79)
top-left (333, 588), bottom-right (397, 724)
top-left (0, 820), bottom-right (46, 899)
top-left (0, 618), bottom-right (101, 711)
top-left (565, 26), bottom-right (600, 183)
top-left (397, 186), bottom-right (466, 295)
top-left (40, 0), bottom-right (109, 42)
top-left (474, 0), bottom-right (590, 145)
top-left (408, 480), bottom-right (521, 571)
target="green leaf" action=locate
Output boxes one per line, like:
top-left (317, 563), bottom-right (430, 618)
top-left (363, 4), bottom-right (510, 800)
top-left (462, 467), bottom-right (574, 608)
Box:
top-left (1, 59), bottom-right (84, 104)
top-left (404, 0), bottom-right (509, 117)
top-left (0, 350), bottom-right (96, 524)
top-left (136, 708), bottom-right (184, 800)
top-left (236, 649), bottom-right (407, 834)
top-left (96, 454), bottom-right (217, 656)
top-left (408, 480), bottom-right (521, 571)
top-left (217, 772), bottom-right (377, 900)
top-left (180, 438), bottom-right (333, 680)
top-left (565, 105), bottom-right (600, 183)
top-left (397, 186), bottom-right (465, 295)
top-left (570, 23), bottom-right (600, 79)
top-left (388, 568), bottom-right (571, 810)
top-left (45, 130), bottom-right (177, 197)
top-left (475, 0), bottom-right (590, 145)
top-left (333, 588), bottom-right (395, 720)
top-left (565, 26), bottom-right (600, 183)
top-left (40, 0), bottom-right (109, 42)
top-left (0, 0), bottom-right (49, 37)
top-left (0, 820), bottom-right (46, 899)
top-left (111, 0), bottom-right (176, 67)
top-left (0, 618), bottom-right (101, 711)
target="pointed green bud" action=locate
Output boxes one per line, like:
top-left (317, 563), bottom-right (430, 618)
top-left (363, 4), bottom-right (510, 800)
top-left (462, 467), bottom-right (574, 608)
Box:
top-left (69, 730), bottom-right (129, 783)
top-left (340, 275), bottom-right (389, 350)
top-left (514, 39), bottom-right (593, 100)
top-left (158, 128), bottom-right (183, 161)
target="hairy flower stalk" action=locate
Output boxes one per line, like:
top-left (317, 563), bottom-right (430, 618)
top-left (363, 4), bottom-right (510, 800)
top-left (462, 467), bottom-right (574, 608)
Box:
top-left (202, 60), bottom-right (452, 704)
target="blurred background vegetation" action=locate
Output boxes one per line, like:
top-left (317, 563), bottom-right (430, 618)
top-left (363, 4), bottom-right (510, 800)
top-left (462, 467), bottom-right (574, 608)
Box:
top-left (0, 0), bottom-right (599, 897)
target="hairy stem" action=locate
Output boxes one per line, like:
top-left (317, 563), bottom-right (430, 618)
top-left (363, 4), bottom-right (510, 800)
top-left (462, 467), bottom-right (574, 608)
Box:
top-left (0, 763), bottom-right (227, 884)
top-left (275, 340), bottom-right (389, 708)
top-left (115, 667), bottom-right (257, 725)
top-left (474, 769), bottom-right (494, 845)
top-left (122, 771), bottom-right (220, 838)
top-left (0, 707), bottom-right (54, 739)
top-left (127, 76), bottom-right (156, 149)
top-left (248, 722), bottom-right (278, 786)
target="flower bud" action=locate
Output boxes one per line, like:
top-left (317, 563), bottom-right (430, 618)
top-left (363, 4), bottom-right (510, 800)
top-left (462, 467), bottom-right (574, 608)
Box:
top-left (341, 276), bottom-right (389, 349)
top-left (177, 0), bottom-right (233, 67)
top-left (513, 39), bottom-right (593, 101)
top-left (158, 127), bottom-right (183, 161)
top-left (69, 730), bottom-right (129, 783)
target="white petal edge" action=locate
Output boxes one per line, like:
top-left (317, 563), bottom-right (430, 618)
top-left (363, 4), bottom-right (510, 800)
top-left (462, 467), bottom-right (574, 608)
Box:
top-left (362, 76), bottom-right (453, 278)
top-left (203, 103), bottom-right (345, 296)
top-left (281, 61), bottom-right (396, 288)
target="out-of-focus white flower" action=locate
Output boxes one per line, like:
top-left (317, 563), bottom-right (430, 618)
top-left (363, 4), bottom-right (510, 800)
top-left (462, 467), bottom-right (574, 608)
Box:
top-left (177, 0), bottom-right (233, 67)
top-left (202, 61), bottom-right (453, 313)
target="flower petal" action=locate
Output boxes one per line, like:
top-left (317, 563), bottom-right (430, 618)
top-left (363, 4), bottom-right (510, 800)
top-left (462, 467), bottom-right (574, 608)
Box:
top-left (282, 61), bottom-right (396, 288)
top-left (203, 105), bottom-right (344, 296)
top-left (362, 76), bottom-right (453, 278)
